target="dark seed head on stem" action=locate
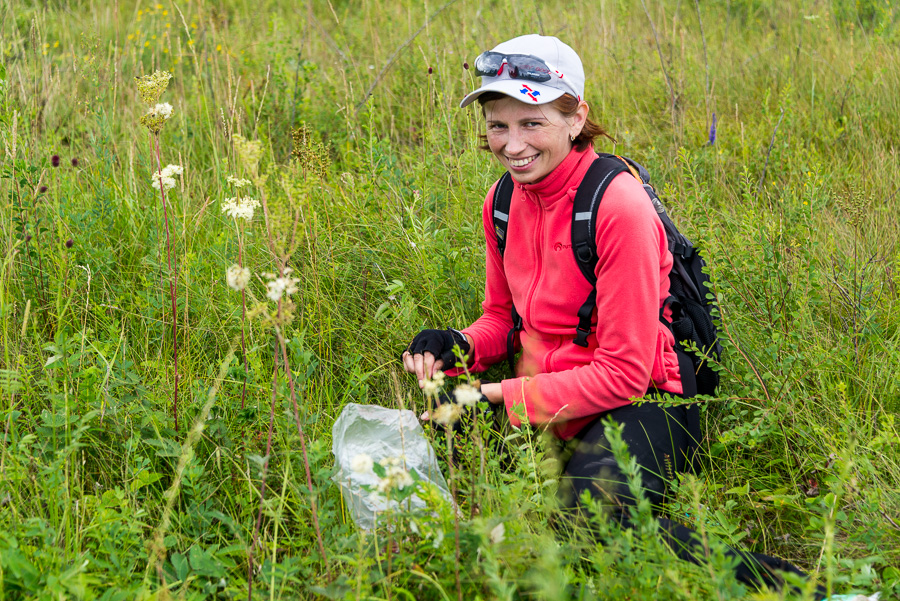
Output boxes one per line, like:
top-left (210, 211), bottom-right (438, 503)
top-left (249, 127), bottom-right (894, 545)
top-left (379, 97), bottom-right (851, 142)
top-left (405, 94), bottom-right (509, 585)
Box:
top-left (39, 185), bottom-right (48, 193)
top-left (51, 155), bottom-right (60, 167)
top-left (65, 238), bottom-right (74, 248)
top-left (427, 66), bottom-right (433, 75)
top-left (71, 158), bottom-right (79, 167)
top-left (463, 62), bottom-right (469, 70)
top-left (25, 234), bottom-right (32, 243)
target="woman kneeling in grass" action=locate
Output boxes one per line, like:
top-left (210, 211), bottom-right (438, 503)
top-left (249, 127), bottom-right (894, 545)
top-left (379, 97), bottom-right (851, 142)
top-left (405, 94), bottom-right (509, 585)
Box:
top-left (402, 33), bottom-right (826, 596)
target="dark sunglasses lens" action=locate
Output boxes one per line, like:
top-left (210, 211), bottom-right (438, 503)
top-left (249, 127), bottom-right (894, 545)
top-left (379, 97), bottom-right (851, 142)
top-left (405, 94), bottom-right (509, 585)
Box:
top-left (507, 56), bottom-right (551, 82)
top-left (474, 52), bottom-right (503, 77)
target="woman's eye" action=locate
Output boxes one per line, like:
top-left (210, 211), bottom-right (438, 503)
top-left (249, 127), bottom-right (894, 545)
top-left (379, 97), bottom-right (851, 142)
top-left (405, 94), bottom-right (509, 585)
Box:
top-left (488, 124), bottom-right (506, 131)
top-left (525, 121), bottom-right (541, 128)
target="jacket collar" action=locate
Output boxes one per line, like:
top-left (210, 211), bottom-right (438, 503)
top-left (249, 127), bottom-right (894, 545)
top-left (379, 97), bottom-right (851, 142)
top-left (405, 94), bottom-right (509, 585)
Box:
top-left (515, 146), bottom-right (596, 206)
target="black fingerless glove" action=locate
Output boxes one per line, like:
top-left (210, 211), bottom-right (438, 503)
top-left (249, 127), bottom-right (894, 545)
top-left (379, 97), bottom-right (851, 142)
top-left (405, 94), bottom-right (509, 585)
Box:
top-left (406, 328), bottom-right (471, 369)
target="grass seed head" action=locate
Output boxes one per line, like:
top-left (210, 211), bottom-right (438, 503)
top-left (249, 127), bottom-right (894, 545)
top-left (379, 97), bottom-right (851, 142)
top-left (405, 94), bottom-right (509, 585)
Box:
top-left (291, 124), bottom-right (329, 181)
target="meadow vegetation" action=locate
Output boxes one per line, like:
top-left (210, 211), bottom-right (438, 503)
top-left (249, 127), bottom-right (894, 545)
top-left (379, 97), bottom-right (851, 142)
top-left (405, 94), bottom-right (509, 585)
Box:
top-left (1, 0), bottom-right (899, 598)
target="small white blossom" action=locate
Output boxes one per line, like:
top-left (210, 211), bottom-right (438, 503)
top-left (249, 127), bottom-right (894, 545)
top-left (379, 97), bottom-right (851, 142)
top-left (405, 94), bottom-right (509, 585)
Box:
top-left (422, 371), bottom-right (445, 397)
top-left (453, 384), bottom-right (482, 407)
top-left (432, 402), bottom-right (462, 427)
top-left (264, 273), bottom-right (299, 302)
top-left (151, 164), bottom-right (183, 193)
top-left (225, 264), bottom-right (250, 291)
top-left (489, 523), bottom-right (505, 544)
top-left (221, 196), bottom-right (260, 221)
top-left (350, 453), bottom-right (374, 474)
top-left (153, 102), bottom-right (174, 119)
top-left (226, 175), bottom-right (252, 188)
top-left (375, 456), bottom-right (414, 493)
top-left (161, 164), bottom-right (183, 177)
top-left (153, 175), bottom-right (177, 191)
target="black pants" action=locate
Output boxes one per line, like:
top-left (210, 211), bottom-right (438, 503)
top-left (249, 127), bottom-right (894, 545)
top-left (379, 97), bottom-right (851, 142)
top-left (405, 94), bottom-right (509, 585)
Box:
top-left (557, 401), bottom-right (822, 594)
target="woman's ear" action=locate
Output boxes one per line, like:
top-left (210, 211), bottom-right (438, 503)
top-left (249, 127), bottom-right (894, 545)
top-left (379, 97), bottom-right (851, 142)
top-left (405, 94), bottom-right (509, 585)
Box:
top-left (571, 101), bottom-right (590, 138)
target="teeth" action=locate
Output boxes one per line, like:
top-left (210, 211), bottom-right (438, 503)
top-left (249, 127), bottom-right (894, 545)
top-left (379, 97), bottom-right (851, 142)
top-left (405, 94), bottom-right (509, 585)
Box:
top-left (509, 156), bottom-right (536, 167)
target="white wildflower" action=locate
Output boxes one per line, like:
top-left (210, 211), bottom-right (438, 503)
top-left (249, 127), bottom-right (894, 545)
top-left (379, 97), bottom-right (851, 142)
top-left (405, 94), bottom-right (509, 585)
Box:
top-left (489, 523), bottom-right (505, 544)
top-left (264, 273), bottom-right (299, 302)
top-left (226, 175), bottom-right (252, 188)
top-left (225, 264), bottom-right (250, 291)
top-left (221, 196), bottom-right (260, 221)
top-left (375, 456), bottom-right (414, 493)
top-left (431, 402), bottom-right (462, 427)
top-left (454, 384), bottom-right (482, 407)
top-left (422, 371), bottom-right (445, 397)
top-left (151, 164), bottom-right (183, 193)
top-left (153, 102), bottom-right (174, 119)
top-left (350, 453), bottom-right (374, 474)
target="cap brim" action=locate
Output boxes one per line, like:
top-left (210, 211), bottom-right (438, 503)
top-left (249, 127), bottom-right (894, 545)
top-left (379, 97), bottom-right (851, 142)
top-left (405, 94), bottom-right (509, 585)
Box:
top-left (459, 79), bottom-right (566, 108)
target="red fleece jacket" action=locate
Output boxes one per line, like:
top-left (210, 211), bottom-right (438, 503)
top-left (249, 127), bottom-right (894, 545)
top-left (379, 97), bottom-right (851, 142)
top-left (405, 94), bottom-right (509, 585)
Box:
top-left (459, 147), bottom-right (683, 440)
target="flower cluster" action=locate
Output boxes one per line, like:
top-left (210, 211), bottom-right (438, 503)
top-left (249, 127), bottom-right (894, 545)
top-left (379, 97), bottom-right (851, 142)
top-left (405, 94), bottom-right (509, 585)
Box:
top-left (136, 71), bottom-right (175, 133)
top-left (135, 70), bottom-right (173, 104)
top-left (263, 270), bottom-right (299, 302)
top-left (431, 402), bottom-right (463, 427)
top-left (226, 175), bottom-right (252, 188)
top-left (221, 196), bottom-right (260, 221)
top-left (453, 383), bottom-right (482, 407)
top-left (422, 371), bottom-right (445, 397)
top-left (350, 453), bottom-right (374, 474)
top-left (232, 134), bottom-right (262, 177)
top-left (375, 456), bottom-right (414, 494)
top-left (225, 265), bottom-right (250, 291)
top-left (151, 164), bottom-right (183, 192)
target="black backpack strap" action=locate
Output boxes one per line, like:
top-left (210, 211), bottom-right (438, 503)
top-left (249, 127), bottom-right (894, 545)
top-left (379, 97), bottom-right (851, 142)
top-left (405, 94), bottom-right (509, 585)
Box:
top-left (490, 172), bottom-right (522, 375)
top-left (571, 156), bottom-right (632, 347)
top-left (506, 305), bottom-right (524, 375)
top-left (491, 172), bottom-right (515, 258)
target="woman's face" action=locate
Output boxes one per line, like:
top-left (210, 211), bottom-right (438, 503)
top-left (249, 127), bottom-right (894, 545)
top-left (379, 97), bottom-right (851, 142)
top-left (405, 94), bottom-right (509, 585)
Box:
top-left (483, 96), bottom-right (586, 184)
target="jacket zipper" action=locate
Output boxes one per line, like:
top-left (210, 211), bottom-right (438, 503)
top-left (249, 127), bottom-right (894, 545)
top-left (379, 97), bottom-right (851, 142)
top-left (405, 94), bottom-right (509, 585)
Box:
top-left (525, 192), bottom-right (543, 348)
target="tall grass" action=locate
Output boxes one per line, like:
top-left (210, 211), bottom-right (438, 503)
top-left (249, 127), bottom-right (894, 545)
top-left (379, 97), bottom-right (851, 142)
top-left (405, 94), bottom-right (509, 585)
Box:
top-left (1, 0), bottom-right (899, 598)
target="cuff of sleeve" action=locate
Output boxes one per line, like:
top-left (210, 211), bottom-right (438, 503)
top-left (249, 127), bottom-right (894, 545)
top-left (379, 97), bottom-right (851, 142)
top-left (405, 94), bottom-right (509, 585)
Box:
top-left (501, 377), bottom-right (529, 428)
top-left (443, 328), bottom-right (484, 377)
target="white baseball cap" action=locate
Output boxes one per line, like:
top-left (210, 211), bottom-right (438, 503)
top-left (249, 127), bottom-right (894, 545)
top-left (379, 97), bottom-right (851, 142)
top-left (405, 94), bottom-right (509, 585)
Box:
top-left (459, 34), bottom-right (585, 108)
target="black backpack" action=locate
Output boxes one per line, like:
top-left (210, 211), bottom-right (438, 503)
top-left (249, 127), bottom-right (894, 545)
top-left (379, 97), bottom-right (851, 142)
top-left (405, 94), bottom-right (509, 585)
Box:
top-left (491, 153), bottom-right (721, 398)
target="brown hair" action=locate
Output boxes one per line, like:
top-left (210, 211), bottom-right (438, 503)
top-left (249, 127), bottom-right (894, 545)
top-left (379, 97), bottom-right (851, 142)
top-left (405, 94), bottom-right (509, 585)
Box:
top-left (476, 92), bottom-right (614, 152)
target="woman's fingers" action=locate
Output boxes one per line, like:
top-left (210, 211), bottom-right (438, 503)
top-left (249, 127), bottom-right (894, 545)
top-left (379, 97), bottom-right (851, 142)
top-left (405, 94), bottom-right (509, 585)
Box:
top-left (402, 351), bottom-right (444, 387)
top-left (402, 351), bottom-right (416, 374)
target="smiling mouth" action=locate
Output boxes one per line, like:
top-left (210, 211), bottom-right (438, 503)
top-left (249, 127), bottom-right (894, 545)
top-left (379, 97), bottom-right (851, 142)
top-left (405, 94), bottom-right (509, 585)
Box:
top-left (508, 155), bottom-right (538, 168)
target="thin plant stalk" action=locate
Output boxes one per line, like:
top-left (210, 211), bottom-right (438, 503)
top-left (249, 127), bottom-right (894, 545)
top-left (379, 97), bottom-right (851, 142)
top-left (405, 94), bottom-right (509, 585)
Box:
top-left (253, 182), bottom-right (329, 574)
top-left (151, 132), bottom-right (180, 433)
top-left (275, 319), bottom-right (329, 575)
top-left (446, 427), bottom-right (462, 601)
top-left (237, 225), bottom-right (249, 409)
top-left (248, 359), bottom-right (279, 600)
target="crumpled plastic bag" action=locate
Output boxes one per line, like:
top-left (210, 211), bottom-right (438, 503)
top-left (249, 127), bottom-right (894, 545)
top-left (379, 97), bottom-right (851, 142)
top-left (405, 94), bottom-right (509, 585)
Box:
top-left (331, 402), bottom-right (451, 530)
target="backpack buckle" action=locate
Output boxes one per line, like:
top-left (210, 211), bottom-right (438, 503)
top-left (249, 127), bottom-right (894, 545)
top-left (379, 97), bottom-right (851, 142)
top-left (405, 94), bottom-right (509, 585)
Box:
top-left (573, 325), bottom-right (591, 347)
top-left (574, 240), bottom-right (593, 263)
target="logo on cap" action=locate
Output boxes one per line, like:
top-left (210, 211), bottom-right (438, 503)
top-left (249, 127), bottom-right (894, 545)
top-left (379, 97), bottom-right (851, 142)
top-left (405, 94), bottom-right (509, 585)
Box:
top-left (519, 85), bottom-right (540, 102)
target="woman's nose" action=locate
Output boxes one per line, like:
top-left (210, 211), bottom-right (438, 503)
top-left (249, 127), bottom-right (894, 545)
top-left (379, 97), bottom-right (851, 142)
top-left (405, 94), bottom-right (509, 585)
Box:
top-left (505, 127), bottom-right (527, 154)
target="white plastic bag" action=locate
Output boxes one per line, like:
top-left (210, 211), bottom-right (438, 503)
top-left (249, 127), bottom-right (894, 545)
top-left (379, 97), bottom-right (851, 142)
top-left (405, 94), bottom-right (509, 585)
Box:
top-left (331, 402), bottom-right (451, 530)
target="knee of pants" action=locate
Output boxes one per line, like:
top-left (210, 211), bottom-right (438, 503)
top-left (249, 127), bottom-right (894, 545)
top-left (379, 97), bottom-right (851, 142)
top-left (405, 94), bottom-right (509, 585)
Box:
top-left (562, 458), bottom-right (668, 510)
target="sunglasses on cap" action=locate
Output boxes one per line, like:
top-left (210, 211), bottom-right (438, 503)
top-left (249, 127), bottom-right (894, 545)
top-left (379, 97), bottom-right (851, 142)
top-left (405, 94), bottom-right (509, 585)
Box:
top-left (473, 51), bottom-right (552, 83)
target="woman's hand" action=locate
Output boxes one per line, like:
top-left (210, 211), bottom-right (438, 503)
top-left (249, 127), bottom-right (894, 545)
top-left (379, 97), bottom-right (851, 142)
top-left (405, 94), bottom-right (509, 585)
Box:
top-left (479, 382), bottom-right (504, 405)
top-left (401, 329), bottom-right (471, 387)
